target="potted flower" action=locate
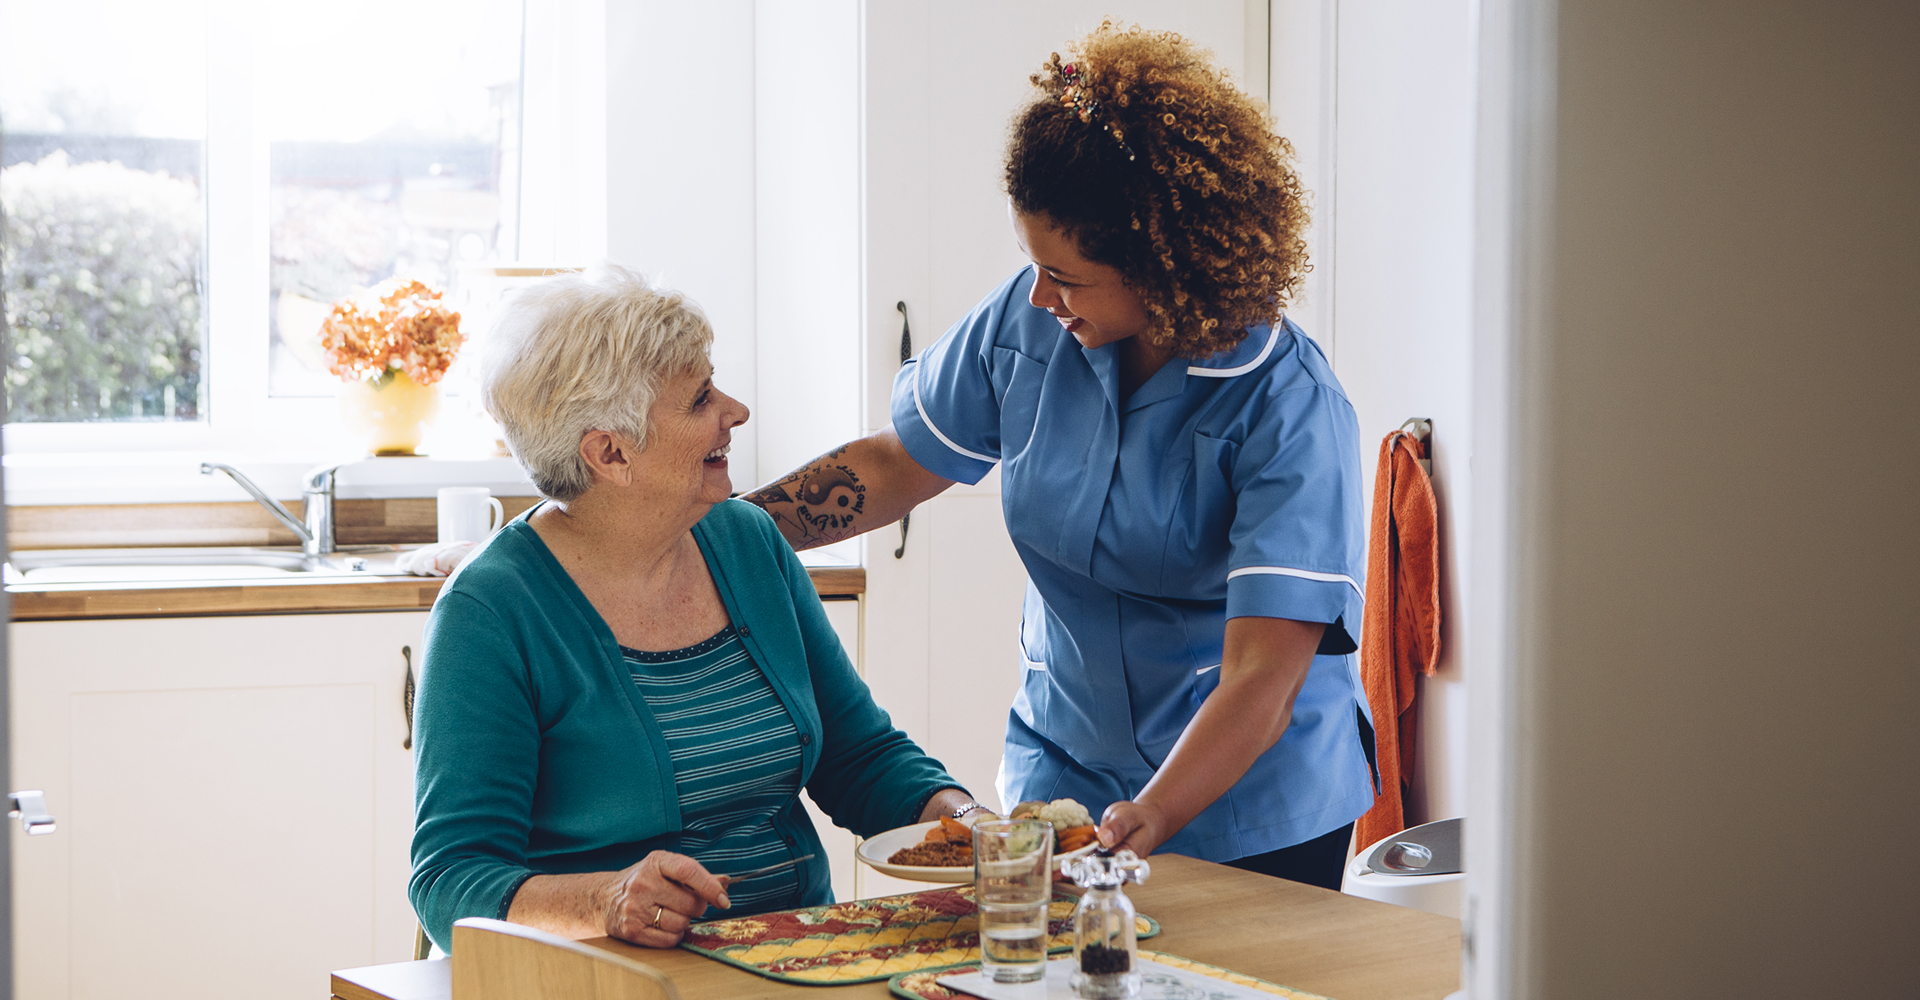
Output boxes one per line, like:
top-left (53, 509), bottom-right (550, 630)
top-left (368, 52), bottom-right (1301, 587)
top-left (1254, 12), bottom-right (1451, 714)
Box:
top-left (320, 279), bottom-right (464, 456)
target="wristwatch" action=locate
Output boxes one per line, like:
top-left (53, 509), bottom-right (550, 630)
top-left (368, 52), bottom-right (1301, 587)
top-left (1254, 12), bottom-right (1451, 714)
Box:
top-left (952, 802), bottom-right (988, 820)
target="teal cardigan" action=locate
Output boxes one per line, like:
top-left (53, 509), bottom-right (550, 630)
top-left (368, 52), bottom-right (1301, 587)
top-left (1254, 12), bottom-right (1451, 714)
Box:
top-left (409, 499), bottom-right (959, 949)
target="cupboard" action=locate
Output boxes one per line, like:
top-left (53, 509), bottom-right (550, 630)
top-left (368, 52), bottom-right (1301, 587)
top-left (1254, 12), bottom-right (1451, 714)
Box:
top-left (10, 601), bottom-right (859, 999)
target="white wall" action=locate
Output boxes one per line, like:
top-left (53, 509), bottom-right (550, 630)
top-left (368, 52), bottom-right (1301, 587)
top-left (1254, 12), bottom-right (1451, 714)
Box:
top-left (523, 0), bottom-right (609, 265)
top-left (1284, 0), bottom-right (1477, 831)
top-left (604, 0), bottom-right (760, 490)
top-left (604, 0), bottom-right (868, 494)
top-left (752, 0), bottom-right (862, 486)
top-left (1485, 0), bottom-right (1920, 995)
top-left (1267, 0), bottom-right (1339, 351)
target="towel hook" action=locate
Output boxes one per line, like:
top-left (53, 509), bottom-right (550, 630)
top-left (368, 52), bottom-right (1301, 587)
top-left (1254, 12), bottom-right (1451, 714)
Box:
top-left (1395, 418), bottom-right (1434, 475)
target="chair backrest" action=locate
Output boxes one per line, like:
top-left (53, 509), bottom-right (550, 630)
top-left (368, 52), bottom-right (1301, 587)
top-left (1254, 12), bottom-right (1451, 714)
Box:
top-left (450, 918), bottom-right (681, 1000)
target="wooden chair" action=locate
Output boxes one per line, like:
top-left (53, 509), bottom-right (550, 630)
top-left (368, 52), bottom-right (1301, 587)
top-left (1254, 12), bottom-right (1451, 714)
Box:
top-left (450, 918), bottom-right (681, 1000)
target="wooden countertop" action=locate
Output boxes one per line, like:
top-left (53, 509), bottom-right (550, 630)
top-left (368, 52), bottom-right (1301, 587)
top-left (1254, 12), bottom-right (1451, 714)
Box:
top-left (332, 855), bottom-right (1460, 1000)
top-left (8, 565), bottom-right (864, 621)
top-left (8, 497), bottom-right (864, 620)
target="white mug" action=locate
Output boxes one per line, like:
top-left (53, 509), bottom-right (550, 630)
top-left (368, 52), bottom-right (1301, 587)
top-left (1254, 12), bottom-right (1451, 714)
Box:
top-left (438, 487), bottom-right (505, 544)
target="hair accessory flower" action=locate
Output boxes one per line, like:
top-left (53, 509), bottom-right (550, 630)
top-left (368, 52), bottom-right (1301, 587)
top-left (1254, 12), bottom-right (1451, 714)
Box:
top-left (1059, 61), bottom-right (1138, 162)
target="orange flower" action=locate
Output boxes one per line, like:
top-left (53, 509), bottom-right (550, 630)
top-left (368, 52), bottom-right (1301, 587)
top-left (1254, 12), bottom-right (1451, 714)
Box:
top-left (319, 279), bottom-right (465, 386)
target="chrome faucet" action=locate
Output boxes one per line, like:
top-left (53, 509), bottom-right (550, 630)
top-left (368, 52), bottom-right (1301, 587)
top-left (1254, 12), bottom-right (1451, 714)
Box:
top-left (301, 463), bottom-right (346, 557)
top-left (200, 461), bottom-right (349, 558)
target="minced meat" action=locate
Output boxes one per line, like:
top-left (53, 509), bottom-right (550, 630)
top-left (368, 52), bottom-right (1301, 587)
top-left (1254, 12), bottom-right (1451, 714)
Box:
top-left (888, 842), bottom-right (975, 867)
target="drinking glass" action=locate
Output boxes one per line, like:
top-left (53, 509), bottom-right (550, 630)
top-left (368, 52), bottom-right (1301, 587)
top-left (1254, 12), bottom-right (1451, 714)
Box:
top-left (973, 818), bottom-right (1054, 983)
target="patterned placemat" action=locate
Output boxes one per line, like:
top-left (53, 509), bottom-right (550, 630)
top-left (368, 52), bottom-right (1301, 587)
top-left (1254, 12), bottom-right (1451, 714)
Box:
top-left (678, 885), bottom-right (1159, 985)
top-left (887, 950), bottom-right (1335, 1000)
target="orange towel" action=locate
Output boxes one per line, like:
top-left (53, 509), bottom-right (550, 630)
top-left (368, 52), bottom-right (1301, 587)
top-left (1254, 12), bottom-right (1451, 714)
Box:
top-left (1354, 429), bottom-right (1442, 854)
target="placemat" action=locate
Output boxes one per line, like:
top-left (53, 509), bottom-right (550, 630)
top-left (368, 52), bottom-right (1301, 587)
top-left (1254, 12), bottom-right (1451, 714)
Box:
top-left (888, 950), bottom-right (1334, 1000)
top-left (678, 885), bottom-right (1159, 985)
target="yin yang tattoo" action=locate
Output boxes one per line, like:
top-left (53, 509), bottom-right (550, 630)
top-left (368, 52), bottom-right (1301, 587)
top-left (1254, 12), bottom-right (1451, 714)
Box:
top-left (740, 444), bottom-right (865, 544)
top-left (795, 465), bottom-right (866, 533)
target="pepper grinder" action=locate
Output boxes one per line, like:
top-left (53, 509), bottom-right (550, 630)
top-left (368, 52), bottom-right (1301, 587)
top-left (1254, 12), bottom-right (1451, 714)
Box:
top-left (1064, 847), bottom-right (1150, 999)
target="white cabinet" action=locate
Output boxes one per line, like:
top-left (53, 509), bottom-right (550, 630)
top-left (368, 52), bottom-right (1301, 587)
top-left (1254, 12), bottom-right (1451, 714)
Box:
top-left (804, 597), bottom-right (862, 902)
top-left (10, 612), bottom-right (426, 1000)
top-left (9, 599), bottom-right (871, 999)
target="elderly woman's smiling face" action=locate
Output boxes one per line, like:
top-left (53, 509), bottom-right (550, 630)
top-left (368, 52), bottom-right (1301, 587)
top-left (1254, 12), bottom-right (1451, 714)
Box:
top-left (631, 362), bottom-right (749, 507)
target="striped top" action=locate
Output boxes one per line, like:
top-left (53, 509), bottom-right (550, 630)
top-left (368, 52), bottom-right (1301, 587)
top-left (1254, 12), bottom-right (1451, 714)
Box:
top-left (622, 625), bottom-right (805, 914)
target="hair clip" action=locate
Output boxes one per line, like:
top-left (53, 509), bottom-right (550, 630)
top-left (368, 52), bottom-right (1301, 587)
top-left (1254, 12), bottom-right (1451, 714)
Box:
top-left (1060, 62), bottom-right (1137, 162)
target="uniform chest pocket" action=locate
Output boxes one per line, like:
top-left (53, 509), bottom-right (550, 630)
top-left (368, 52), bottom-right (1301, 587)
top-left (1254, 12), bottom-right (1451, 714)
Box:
top-left (1159, 431), bottom-right (1239, 594)
top-left (1188, 431), bottom-right (1239, 537)
top-left (991, 347), bottom-right (1048, 461)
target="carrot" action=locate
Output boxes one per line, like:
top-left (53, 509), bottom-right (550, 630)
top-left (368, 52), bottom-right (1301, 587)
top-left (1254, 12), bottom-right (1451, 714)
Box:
top-left (1058, 826), bottom-right (1098, 852)
top-left (939, 816), bottom-right (973, 843)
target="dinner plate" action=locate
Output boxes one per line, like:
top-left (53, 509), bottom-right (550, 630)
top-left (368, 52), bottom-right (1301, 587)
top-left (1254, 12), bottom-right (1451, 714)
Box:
top-left (855, 821), bottom-right (1100, 883)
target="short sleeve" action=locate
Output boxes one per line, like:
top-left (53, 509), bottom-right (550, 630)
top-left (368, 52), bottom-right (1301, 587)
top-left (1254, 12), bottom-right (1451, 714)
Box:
top-left (888, 290), bottom-right (1009, 485)
top-left (1223, 384), bottom-right (1368, 652)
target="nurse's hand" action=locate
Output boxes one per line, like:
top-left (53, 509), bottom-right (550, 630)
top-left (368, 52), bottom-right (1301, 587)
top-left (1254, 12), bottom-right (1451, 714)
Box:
top-left (1096, 800), bottom-right (1173, 857)
top-left (1096, 617), bottom-right (1326, 863)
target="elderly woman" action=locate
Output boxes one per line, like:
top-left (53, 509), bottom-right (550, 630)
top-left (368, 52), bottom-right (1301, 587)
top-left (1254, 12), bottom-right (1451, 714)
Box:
top-left (409, 265), bottom-right (979, 951)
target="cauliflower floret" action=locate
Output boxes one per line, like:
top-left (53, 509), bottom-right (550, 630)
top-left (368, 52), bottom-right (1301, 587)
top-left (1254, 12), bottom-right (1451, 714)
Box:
top-left (1035, 798), bottom-right (1093, 832)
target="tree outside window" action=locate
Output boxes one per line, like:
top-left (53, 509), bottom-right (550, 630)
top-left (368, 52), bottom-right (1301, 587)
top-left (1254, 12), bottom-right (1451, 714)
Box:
top-left (1, 0), bottom-right (207, 424)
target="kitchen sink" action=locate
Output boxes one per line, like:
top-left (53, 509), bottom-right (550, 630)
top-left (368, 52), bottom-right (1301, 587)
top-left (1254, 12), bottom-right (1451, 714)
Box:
top-left (4, 546), bottom-right (391, 585)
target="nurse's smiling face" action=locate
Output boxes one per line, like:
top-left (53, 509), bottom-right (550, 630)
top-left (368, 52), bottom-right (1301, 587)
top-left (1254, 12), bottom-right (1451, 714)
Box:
top-left (1010, 207), bottom-right (1151, 351)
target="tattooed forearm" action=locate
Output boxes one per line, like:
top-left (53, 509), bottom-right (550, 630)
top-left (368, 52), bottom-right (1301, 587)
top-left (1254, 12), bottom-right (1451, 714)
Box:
top-left (741, 450), bottom-right (869, 548)
top-left (741, 427), bottom-right (956, 551)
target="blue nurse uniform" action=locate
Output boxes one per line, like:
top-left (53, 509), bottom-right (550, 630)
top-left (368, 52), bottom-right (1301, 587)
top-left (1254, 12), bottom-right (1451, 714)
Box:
top-left (890, 268), bottom-right (1379, 862)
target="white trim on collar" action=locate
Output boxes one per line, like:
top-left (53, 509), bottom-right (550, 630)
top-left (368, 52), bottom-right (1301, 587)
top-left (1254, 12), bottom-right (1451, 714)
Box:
top-left (1187, 324), bottom-right (1281, 378)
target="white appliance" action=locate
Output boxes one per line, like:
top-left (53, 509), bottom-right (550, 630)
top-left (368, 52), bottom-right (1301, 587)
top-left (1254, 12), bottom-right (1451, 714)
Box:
top-left (1343, 817), bottom-right (1464, 918)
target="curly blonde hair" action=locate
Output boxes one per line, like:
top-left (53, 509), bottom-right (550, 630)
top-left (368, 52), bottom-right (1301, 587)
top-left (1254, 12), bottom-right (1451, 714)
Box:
top-left (1005, 21), bottom-right (1311, 358)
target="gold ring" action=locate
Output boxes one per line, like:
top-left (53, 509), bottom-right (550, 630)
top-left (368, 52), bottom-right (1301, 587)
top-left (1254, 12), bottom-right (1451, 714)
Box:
top-left (652, 905), bottom-right (665, 928)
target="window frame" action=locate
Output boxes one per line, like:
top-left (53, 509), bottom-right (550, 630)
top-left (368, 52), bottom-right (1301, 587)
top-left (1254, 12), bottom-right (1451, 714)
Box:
top-left (3, 1), bottom-right (552, 461)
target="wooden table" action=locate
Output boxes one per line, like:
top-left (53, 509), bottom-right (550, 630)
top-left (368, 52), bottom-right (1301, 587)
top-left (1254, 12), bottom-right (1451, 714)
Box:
top-left (333, 855), bottom-right (1459, 1000)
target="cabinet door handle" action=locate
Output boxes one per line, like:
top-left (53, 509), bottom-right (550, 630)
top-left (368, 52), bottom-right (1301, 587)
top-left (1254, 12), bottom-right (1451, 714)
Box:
top-left (8, 790), bottom-right (57, 835)
top-left (896, 300), bottom-right (913, 365)
top-left (895, 301), bottom-right (913, 560)
top-left (402, 645), bottom-right (416, 751)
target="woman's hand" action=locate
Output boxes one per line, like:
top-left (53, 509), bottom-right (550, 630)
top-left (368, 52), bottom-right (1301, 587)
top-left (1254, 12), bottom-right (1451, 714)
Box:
top-left (1106, 617), bottom-right (1327, 857)
top-left (1095, 800), bottom-right (1174, 857)
top-left (601, 851), bottom-right (731, 947)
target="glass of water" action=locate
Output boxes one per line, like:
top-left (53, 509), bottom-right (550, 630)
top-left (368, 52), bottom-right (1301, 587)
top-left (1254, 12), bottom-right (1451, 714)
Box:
top-left (973, 818), bottom-right (1055, 983)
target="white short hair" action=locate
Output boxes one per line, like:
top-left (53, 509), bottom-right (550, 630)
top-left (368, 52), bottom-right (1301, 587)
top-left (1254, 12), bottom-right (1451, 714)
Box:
top-left (480, 264), bottom-right (715, 501)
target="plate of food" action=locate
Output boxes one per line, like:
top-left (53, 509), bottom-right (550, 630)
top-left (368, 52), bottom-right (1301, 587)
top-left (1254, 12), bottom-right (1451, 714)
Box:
top-left (856, 799), bottom-right (1104, 883)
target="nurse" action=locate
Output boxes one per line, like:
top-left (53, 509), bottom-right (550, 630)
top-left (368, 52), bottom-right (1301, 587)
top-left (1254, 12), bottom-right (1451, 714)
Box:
top-left (744, 22), bottom-right (1376, 889)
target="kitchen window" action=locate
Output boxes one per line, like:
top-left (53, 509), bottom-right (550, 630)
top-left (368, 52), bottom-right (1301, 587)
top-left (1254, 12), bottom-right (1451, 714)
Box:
top-left (0, 0), bottom-right (208, 425)
top-left (1, 0), bottom-right (525, 454)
